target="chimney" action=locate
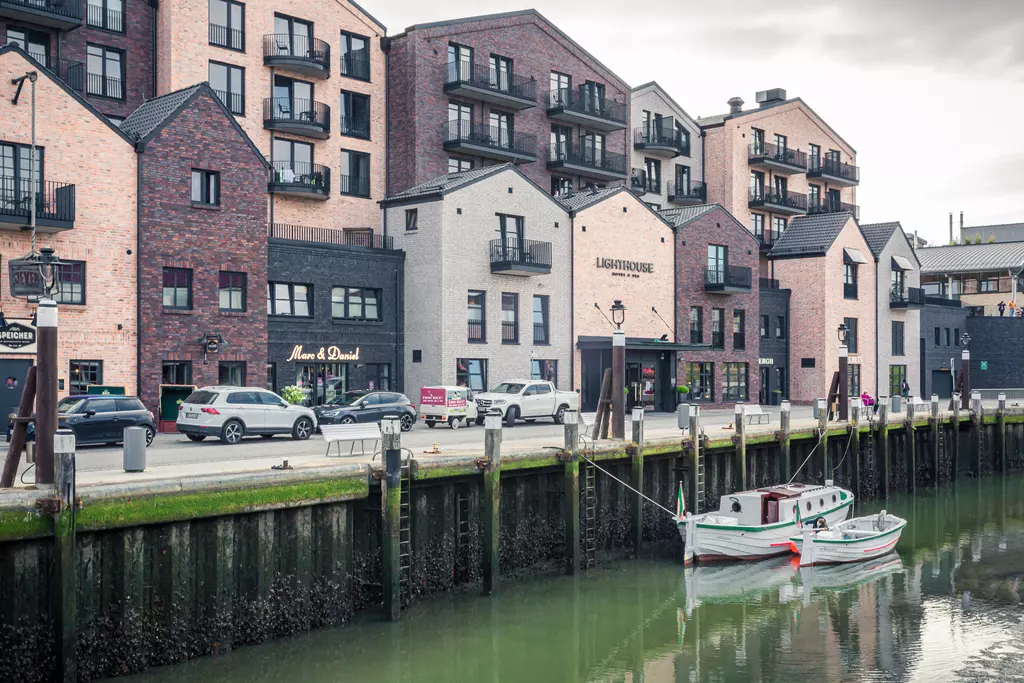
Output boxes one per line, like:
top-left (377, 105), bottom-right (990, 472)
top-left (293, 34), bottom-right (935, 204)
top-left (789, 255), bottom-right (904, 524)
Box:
top-left (727, 97), bottom-right (744, 115)
top-left (949, 212), bottom-right (953, 244)
top-left (960, 211), bottom-right (964, 235)
top-left (755, 89), bottom-right (787, 107)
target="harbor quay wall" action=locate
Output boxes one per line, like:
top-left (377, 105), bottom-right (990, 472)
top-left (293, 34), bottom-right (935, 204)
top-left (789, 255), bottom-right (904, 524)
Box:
top-left (1, 413), bottom-right (1024, 681)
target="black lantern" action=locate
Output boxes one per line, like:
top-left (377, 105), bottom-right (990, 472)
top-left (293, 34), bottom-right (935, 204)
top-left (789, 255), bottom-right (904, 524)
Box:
top-left (837, 322), bottom-right (849, 345)
top-left (961, 332), bottom-right (970, 348)
top-left (610, 300), bottom-right (626, 329)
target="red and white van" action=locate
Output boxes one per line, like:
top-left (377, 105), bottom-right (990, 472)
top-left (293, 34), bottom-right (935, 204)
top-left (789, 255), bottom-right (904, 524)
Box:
top-left (418, 386), bottom-right (478, 429)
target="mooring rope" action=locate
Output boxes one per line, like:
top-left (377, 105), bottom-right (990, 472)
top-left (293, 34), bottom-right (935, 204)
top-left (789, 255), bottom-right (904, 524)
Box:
top-left (786, 425), bottom-right (829, 485)
top-left (580, 453), bottom-right (679, 518)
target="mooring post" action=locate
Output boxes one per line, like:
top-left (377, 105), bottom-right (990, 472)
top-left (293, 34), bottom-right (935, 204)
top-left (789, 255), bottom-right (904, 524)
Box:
top-left (930, 395), bottom-right (940, 487)
top-left (816, 398), bottom-right (829, 481)
top-left (878, 399), bottom-right (890, 499)
top-left (630, 408), bottom-right (644, 558)
top-left (971, 391), bottom-right (983, 477)
top-left (563, 410), bottom-right (580, 575)
top-left (906, 399), bottom-right (916, 493)
top-left (381, 417), bottom-right (402, 621)
top-left (688, 406), bottom-right (701, 514)
top-left (850, 399), bottom-right (861, 499)
top-left (951, 394), bottom-right (961, 479)
top-left (734, 403), bottom-right (746, 491)
top-left (780, 401), bottom-right (792, 483)
top-left (54, 429), bottom-right (77, 683)
top-left (997, 393), bottom-right (1007, 473)
top-left (483, 411), bottom-right (502, 595)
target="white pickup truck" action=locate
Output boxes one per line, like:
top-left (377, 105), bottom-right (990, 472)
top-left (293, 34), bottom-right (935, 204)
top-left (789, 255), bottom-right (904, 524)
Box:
top-left (474, 380), bottom-right (580, 427)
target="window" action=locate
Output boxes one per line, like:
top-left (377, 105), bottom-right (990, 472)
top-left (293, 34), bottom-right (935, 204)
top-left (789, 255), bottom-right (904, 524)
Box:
top-left (531, 360), bottom-right (558, 385)
top-left (550, 123), bottom-right (572, 164)
top-left (945, 328), bottom-right (951, 347)
top-left (934, 327), bottom-right (940, 346)
top-left (329, 287), bottom-right (380, 321)
top-left (405, 208), bottom-right (418, 231)
top-left (533, 295), bottom-right (549, 344)
top-left (6, 28), bottom-right (48, 63)
top-left (272, 74), bottom-right (313, 117)
top-left (844, 263), bottom-right (858, 299)
top-left (686, 362), bottom-right (714, 402)
top-left (550, 71), bottom-right (571, 105)
top-left (456, 359), bottom-right (486, 392)
top-left (266, 363), bottom-right (276, 392)
top-left (88, 0), bottom-right (124, 33)
top-left (162, 361), bottom-right (192, 385)
top-left (892, 321), bottom-right (905, 356)
top-left (340, 150), bottom-right (370, 197)
top-left (219, 271), bottom-right (246, 312)
top-left (751, 213), bottom-right (765, 241)
top-left (733, 310), bottom-right (745, 350)
top-left (809, 143), bottom-right (821, 170)
top-left (501, 293), bottom-right (518, 344)
top-left (776, 316), bottom-right (786, 340)
top-left (711, 308), bottom-right (724, 349)
top-left (772, 216), bottom-right (787, 241)
top-left (52, 261), bottom-right (85, 305)
top-left (86, 44), bottom-right (124, 99)
top-left (468, 290), bottom-right (485, 342)
top-left (267, 282), bottom-right (312, 317)
top-left (209, 0), bottom-right (244, 50)
top-left (889, 365), bottom-right (907, 396)
top-left (209, 61), bottom-right (245, 115)
top-left (750, 170), bottom-right (765, 199)
top-left (449, 157), bottom-right (474, 173)
top-left (801, 358), bottom-right (816, 368)
top-left (448, 42), bottom-right (474, 81)
top-left (551, 176), bottom-right (572, 197)
top-left (751, 128), bottom-right (765, 154)
top-left (707, 244), bottom-right (726, 284)
top-left (340, 90), bottom-right (370, 138)
top-left (644, 157), bottom-right (661, 193)
top-left (848, 364), bottom-right (861, 398)
top-left (676, 123), bottom-right (690, 154)
top-left (674, 165), bottom-right (691, 193)
top-left (774, 133), bottom-right (787, 152)
top-left (954, 328), bottom-right (960, 347)
top-left (689, 306), bottom-right (703, 344)
top-left (162, 268), bottom-right (192, 310)
top-left (191, 170), bottom-right (220, 205)
top-left (219, 361), bottom-right (246, 387)
top-left (843, 317), bottom-right (858, 354)
top-left (723, 363), bottom-right (748, 401)
top-left (774, 175), bottom-right (788, 198)
top-left (365, 363), bottom-right (391, 391)
top-left (760, 314), bottom-right (769, 340)
top-left (808, 183), bottom-right (820, 208)
top-left (891, 268), bottom-right (906, 298)
top-left (489, 110), bottom-right (513, 150)
top-left (69, 360), bottom-right (102, 394)
top-left (979, 277), bottom-right (999, 293)
top-left (273, 13), bottom-right (313, 56)
top-left (580, 131), bottom-right (605, 165)
top-left (272, 138), bottom-right (314, 181)
top-left (340, 31), bottom-right (370, 80)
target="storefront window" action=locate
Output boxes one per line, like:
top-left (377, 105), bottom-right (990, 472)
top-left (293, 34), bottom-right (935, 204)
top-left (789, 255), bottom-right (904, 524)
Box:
top-left (457, 358), bottom-right (487, 392)
top-left (531, 359), bottom-right (558, 385)
top-left (218, 361), bottom-right (246, 387)
top-left (366, 363), bottom-right (390, 391)
top-left (723, 362), bottom-right (748, 401)
top-left (266, 363), bottom-right (276, 392)
top-left (848, 364), bottom-right (861, 398)
top-left (296, 363), bottom-right (347, 405)
top-left (162, 361), bottom-right (192, 385)
top-left (685, 362), bottom-right (713, 402)
top-left (889, 365), bottom-right (907, 396)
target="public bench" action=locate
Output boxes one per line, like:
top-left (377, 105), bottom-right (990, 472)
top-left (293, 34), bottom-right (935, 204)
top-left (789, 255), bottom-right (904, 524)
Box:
top-left (322, 423), bottom-right (380, 457)
top-left (743, 404), bottom-right (770, 425)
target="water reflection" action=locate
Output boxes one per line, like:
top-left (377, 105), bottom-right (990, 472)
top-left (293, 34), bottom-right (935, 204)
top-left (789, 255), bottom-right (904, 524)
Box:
top-left (119, 475), bottom-right (1024, 683)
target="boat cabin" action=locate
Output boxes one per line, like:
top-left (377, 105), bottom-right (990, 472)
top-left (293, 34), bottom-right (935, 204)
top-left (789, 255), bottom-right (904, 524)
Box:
top-left (715, 483), bottom-right (844, 526)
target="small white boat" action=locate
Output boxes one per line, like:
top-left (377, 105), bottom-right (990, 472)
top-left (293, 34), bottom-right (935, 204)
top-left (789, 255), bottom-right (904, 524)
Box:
top-left (790, 510), bottom-right (907, 567)
top-left (676, 481), bottom-right (854, 565)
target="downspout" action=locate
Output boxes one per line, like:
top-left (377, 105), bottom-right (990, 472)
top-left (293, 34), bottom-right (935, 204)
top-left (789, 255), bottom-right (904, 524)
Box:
top-left (784, 290), bottom-right (790, 401)
top-left (700, 129), bottom-right (706, 188)
top-left (136, 146), bottom-right (144, 403)
top-left (874, 256), bottom-right (879, 398)
top-left (394, 258), bottom-right (402, 392)
top-left (150, 0), bottom-right (158, 97)
top-left (569, 210), bottom-right (575, 393)
top-left (382, 39), bottom-right (390, 237)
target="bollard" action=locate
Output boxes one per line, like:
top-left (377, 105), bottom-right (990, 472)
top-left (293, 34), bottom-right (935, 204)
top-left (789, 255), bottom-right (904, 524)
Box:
top-left (381, 417), bottom-right (402, 621)
top-left (54, 429), bottom-right (77, 682)
top-left (850, 399), bottom-right (861, 499)
top-left (780, 401), bottom-right (792, 483)
top-left (951, 393), bottom-right (961, 479)
top-left (630, 408), bottom-right (644, 558)
top-left (906, 399), bottom-right (916, 492)
top-left (562, 410), bottom-right (580, 575)
top-left (676, 403), bottom-right (689, 430)
top-left (997, 393), bottom-right (1007, 473)
top-left (734, 403), bottom-right (746, 491)
top-left (688, 405), bottom-right (701, 515)
top-left (878, 400), bottom-right (890, 499)
top-left (970, 391), bottom-right (983, 476)
top-left (930, 395), bottom-right (940, 487)
top-left (483, 411), bottom-right (502, 595)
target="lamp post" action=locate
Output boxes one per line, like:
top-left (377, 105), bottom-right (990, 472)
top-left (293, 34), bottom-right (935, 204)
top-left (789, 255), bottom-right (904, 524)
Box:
top-left (33, 248), bottom-right (61, 485)
top-left (960, 332), bottom-right (971, 410)
top-left (610, 300), bottom-right (626, 440)
top-left (837, 323), bottom-right (849, 422)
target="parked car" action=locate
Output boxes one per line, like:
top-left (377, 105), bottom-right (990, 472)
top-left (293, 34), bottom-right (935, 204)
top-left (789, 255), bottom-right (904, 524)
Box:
top-left (176, 386), bottom-right (316, 444)
top-left (418, 386), bottom-right (477, 429)
top-left (313, 391), bottom-right (416, 431)
top-left (474, 380), bottom-right (579, 427)
top-left (56, 395), bottom-right (156, 446)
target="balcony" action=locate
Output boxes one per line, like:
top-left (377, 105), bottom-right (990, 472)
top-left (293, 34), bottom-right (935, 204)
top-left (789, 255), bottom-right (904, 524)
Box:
top-left (629, 168), bottom-right (647, 195)
top-left (633, 124), bottom-right (688, 158)
top-left (808, 158), bottom-right (859, 187)
top-left (809, 197), bottom-right (860, 221)
top-left (86, 74), bottom-right (123, 100)
top-left (0, 0), bottom-right (81, 29)
top-left (546, 144), bottom-right (627, 181)
top-left (263, 97), bottom-right (330, 139)
top-left (749, 142), bottom-right (807, 175)
top-left (890, 286), bottom-right (926, 309)
top-left (340, 51), bottom-right (370, 81)
top-left (753, 227), bottom-right (784, 253)
top-left (443, 62), bottom-right (537, 110)
top-left (269, 223), bottom-right (395, 251)
top-left (489, 238), bottom-right (552, 275)
top-left (268, 161), bottom-right (330, 200)
top-left (547, 88), bottom-right (628, 132)
top-left (262, 34), bottom-right (331, 79)
top-left (748, 187), bottom-right (807, 215)
top-left (209, 23), bottom-right (245, 51)
top-left (667, 181), bottom-right (706, 204)
top-left (501, 321), bottom-right (518, 344)
top-left (0, 179), bottom-right (76, 232)
top-left (704, 265), bottom-right (752, 293)
top-left (759, 277), bottom-right (780, 289)
top-left (340, 116), bottom-right (370, 139)
top-left (41, 57), bottom-right (84, 92)
top-left (338, 174), bottom-right (370, 198)
top-left (442, 121), bottom-right (537, 164)
top-left (86, 2), bottom-right (122, 32)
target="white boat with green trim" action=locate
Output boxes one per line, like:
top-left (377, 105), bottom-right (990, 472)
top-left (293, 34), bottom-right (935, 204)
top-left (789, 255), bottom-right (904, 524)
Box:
top-left (791, 510), bottom-right (906, 567)
top-left (676, 481), bottom-right (854, 566)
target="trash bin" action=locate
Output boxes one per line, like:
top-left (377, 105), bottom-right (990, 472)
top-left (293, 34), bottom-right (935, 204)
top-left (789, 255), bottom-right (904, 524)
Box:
top-left (812, 398), bottom-right (825, 420)
top-left (123, 426), bottom-right (147, 472)
top-left (890, 395), bottom-right (903, 413)
top-left (676, 403), bottom-right (691, 429)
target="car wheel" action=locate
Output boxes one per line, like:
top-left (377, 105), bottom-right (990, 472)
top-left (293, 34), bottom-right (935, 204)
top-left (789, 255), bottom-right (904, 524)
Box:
top-left (145, 426), bottom-right (155, 446)
top-left (260, 434), bottom-right (275, 439)
top-left (426, 420), bottom-right (436, 429)
top-left (400, 414), bottom-right (414, 432)
top-left (553, 405), bottom-right (567, 425)
top-left (292, 417), bottom-right (314, 441)
top-left (220, 420), bottom-right (244, 445)
top-left (186, 434), bottom-right (206, 442)
top-left (475, 416), bottom-right (485, 426)
top-left (341, 415), bottom-right (357, 425)
top-left (449, 417), bottom-right (460, 430)
top-left (504, 407), bottom-right (518, 428)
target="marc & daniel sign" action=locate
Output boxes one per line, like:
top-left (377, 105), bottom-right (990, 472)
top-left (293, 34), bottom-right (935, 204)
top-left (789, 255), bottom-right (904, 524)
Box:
top-left (286, 345), bottom-right (360, 362)
top-left (595, 257), bottom-right (654, 278)
top-left (0, 320), bottom-right (37, 355)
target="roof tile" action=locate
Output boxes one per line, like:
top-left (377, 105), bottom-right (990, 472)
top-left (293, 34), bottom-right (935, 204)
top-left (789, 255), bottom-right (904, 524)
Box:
top-left (768, 212), bottom-right (854, 258)
top-left (119, 84), bottom-right (204, 142)
top-left (916, 242), bottom-right (1024, 274)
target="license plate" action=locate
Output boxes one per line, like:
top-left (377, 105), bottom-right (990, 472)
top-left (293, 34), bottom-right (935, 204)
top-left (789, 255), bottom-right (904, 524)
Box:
top-left (185, 412), bottom-right (199, 419)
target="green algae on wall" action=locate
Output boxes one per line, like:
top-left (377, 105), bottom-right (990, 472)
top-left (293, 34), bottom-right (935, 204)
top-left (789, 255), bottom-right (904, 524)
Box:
top-left (0, 507), bottom-right (51, 542)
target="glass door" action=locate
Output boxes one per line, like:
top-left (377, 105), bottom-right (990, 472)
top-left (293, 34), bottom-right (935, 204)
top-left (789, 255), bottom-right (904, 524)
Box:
top-left (626, 362), bottom-right (642, 410)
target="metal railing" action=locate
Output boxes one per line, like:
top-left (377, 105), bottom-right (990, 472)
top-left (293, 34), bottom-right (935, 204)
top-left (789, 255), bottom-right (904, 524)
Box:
top-left (0, 179), bottom-right (76, 225)
top-left (809, 157), bottom-right (859, 183)
top-left (890, 286), bottom-right (926, 306)
top-left (753, 226), bottom-right (784, 248)
top-left (2, 0), bottom-right (81, 21)
top-left (501, 320), bottom-right (518, 344)
top-left (269, 223), bottom-right (394, 250)
top-left (547, 87), bottom-right (627, 125)
top-left (340, 116), bottom-right (370, 138)
top-left (630, 168), bottom-right (647, 192)
top-left (263, 97), bottom-right (330, 133)
top-left (213, 89), bottom-right (243, 115)
top-left (668, 181), bottom-right (706, 202)
top-left (443, 121), bottom-right (537, 158)
top-left (844, 282), bottom-right (858, 299)
top-left (809, 198), bottom-right (860, 220)
top-left (489, 238), bottom-right (552, 270)
top-left (338, 174), bottom-right (370, 197)
top-left (546, 144), bottom-right (627, 175)
top-left (42, 57), bottom-right (84, 91)
top-left (704, 265), bottom-right (752, 289)
top-left (209, 23), bottom-right (244, 51)
top-left (925, 296), bottom-right (963, 308)
top-left (749, 187), bottom-right (808, 211)
top-left (262, 33), bottom-right (331, 72)
top-left (749, 142), bottom-right (807, 169)
top-left (444, 62), bottom-right (537, 104)
top-left (340, 51), bottom-right (370, 80)
top-left (87, 4), bottom-right (123, 32)
top-left (467, 320), bottom-right (484, 343)
top-left (633, 126), bottom-right (688, 155)
top-left (86, 74), bottom-right (123, 100)
top-left (534, 322), bottom-right (548, 345)
top-left (759, 277), bottom-right (780, 289)
top-left (268, 161), bottom-right (330, 195)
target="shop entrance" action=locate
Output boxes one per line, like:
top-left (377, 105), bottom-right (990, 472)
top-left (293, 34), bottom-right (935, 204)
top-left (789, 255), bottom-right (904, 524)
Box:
top-left (295, 363), bottom-right (348, 406)
top-left (0, 359), bottom-right (31, 425)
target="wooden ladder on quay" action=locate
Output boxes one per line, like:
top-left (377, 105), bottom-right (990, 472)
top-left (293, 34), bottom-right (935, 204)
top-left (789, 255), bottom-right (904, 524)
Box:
top-left (582, 460), bottom-right (597, 570)
top-left (695, 453), bottom-right (706, 514)
top-left (399, 459), bottom-right (412, 608)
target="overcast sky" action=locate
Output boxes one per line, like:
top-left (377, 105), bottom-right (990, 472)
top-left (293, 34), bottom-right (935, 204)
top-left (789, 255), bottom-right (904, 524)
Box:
top-left (374, 0), bottom-right (1024, 245)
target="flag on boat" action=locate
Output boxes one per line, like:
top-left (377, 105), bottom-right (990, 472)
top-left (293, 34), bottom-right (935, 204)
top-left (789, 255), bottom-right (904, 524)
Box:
top-left (676, 482), bottom-right (686, 519)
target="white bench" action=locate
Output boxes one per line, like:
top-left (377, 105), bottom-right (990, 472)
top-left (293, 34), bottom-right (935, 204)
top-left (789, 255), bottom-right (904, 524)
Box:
top-left (743, 404), bottom-right (770, 425)
top-left (322, 423), bottom-right (380, 457)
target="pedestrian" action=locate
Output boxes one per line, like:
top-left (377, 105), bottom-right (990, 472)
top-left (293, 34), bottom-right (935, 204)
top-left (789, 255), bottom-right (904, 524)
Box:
top-left (1010, 300), bottom-right (1017, 317)
top-left (998, 300), bottom-right (1006, 316)
top-left (901, 379), bottom-right (910, 399)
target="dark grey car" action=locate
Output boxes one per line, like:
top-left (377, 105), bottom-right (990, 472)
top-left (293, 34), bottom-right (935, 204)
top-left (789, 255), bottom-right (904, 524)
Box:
top-left (57, 395), bottom-right (157, 446)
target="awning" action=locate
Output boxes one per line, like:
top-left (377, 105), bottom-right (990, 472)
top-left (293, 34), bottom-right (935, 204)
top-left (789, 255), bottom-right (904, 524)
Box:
top-left (576, 335), bottom-right (710, 352)
top-left (844, 248), bottom-right (869, 264)
top-left (891, 255), bottom-right (914, 271)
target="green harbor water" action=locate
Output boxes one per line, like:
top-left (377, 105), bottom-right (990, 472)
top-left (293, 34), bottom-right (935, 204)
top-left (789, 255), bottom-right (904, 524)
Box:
top-left (120, 474), bottom-right (1024, 683)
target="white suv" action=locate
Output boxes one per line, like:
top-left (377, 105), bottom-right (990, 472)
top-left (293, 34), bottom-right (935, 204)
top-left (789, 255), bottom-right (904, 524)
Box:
top-left (177, 386), bottom-right (317, 444)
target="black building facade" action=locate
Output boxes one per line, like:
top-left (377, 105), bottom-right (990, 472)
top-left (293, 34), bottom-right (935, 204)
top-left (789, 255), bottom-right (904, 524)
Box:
top-left (758, 280), bottom-right (791, 405)
top-left (267, 233), bottom-right (404, 406)
top-left (965, 315), bottom-right (1024, 393)
top-left (920, 300), bottom-right (968, 399)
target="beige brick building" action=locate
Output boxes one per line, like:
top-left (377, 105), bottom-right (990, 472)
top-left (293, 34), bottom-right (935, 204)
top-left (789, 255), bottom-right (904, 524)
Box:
top-left (629, 82), bottom-right (703, 210)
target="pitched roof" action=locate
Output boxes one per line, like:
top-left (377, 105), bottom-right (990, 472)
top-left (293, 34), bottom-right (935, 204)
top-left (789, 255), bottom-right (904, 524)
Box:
top-left (768, 212), bottom-right (856, 259)
top-left (697, 96), bottom-right (856, 154)
top-left (630, 81), bottom-right (698, 129)
top-left (119, 84), bottom-right (204, 142)
top-left (556, 186), bottom-right (624, 212)
top-left (659, 204), bottom-right (718, 229)
top-left (860, 221), bottom-right (922, 267)
top-left (381, 164), bottom-right (512, 203)
top-left (916, 242), bottom-right (1024, 275)
top-left (344, 0), bottom-right (386, 33)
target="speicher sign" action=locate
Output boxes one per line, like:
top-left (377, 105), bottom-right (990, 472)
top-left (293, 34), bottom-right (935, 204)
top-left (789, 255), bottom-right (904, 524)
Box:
top-left (0, 319), bottom-right (37, 355)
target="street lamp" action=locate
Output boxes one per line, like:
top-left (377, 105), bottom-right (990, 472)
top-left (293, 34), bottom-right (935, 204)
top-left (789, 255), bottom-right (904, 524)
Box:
top-left (611, 300), bottom-right (627, 439)
top-left (611, 299), bottom-right (626, 329)
top-left (837, 323), bottom-right (849, 421)
top-left (960, 332), bottom-right (971, 410)
top-left (837, 322), bottom-right (849, 345)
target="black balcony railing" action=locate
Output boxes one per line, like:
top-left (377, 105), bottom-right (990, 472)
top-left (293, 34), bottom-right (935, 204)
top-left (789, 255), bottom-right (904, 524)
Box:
top-left (753, 225), bottom-right (784, 250)
top-left (443, 121), bottom-right (537, 159)
top-left (209, 23), bottom-right (245, 51)
top-left (501, 320), bottom-right (518, 344)
top-left (704, 265), bottom-right (753, 290)
top-left (263, 97), bottom-right (330, 134)
top-left (87, 4), bottom-right (122, 32)
top-left (41, 56), bottom-right (84, 91)
top-left (844, 282), bottom-right (858, 299)
top-left (86, 73), bottom-right (124, 100)
top-left (534, 322), bottom-right (548, 345)
top-left (759, 277), bottom-right (780, 289)
top-left (668, 181), bottom-right (706, 202)
top-left (809, 198), bottom-right (860, 221)
top-left (749, 187), bottom-right (808, 211)
top-left (213, 89), bottom-right (243, 115)
top-left (340, 51), bottom-right (370, 80)
top-left (633, 126), bottom-right (688, 155)
top-left (809, 157), bottom-right (860, 183)
top-left (547, 88), bottom-right (628, 125)
top-left (340, 116), bottom-right (370, 139)
top-left (630, 168), bottom-right (647, 193)
top-left (444, 62), bottom-right (537, 104)
top-left (1, 0), bottom-right (81, 22)
top-left (338, 174), bottom-right (370, 198)
top-left (468, 320), bottom-right (484, 343)
top-left (749, 142), bottom-right (807, 170)
top-left (489, 238), bottom-right (552, 271)
top-left (891, 286), bottom-right (926, 306)
top-left (546, 144), bottom-right (628, 176)
top-left (269, 161), bottom-right (330, 196)
top-left (0, 179), bottom-right (76, 227)
top-left (262, 33), bottom-right (331, 74)
top-left (269, 223), bottom-right (395, 250)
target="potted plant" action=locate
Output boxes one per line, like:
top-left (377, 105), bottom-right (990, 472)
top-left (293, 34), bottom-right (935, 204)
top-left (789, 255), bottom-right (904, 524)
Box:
top-left (280, 385), bottom-right (307, 406)
top-left (676, 385), bottom-right (691, 422)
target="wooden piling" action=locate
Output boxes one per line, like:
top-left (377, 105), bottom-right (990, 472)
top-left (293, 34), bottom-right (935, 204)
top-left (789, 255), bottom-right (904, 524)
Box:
top-left (630, 409), bottom-right (644, 558)
top-left (688, 408), bottom-right (700, 514)
top-left (562, 410), bottom-right (580, 575)
top-left (734, 404), bottom-right (746, 490)
top-left (997, 394), bottom-right (1007, 473)
top-left (54, 430), bottom-right (76, 683)
top-left (483, 413), bottom-right (502, 595)
top-left (906, 401), bottom-right (916, 493)
top-left (971, 392), bottom-right (983, 477)
top-left (951, 395), bottom-right (961, 479)
top-left (850, 400), bottom-right (861, 498)
top-left (930, 396), bottom-right (940, 487)
top-left (780, 402), bottom-right (792, 483)
top-left (878, 401), bottom-right (890, 499)
top-left (381, 417), bottom-right (402, 620)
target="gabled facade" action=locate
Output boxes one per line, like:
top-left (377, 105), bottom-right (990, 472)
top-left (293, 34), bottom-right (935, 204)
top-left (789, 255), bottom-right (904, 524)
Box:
top-left (629, 82), bottom-right (703, 210)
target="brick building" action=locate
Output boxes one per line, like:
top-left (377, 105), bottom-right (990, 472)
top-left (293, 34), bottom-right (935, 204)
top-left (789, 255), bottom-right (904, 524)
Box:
top-left (120, 83), bottom-right (269, 420)
top-left (384, 10), bottom-right (631, 199)
top-left (917, 242), bottom-right (1024, 317)
top-left (662, 204), bottom-right (760, 407)
top-left (758, 279), bottom-right (791, 404)
top-left (629, 81), bottom-right (703, 211)
top-left (920, 300), bottom-right (967, 398)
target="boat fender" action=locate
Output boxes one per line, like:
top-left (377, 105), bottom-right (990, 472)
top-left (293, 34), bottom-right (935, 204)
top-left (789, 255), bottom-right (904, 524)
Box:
top-left (877, 509), bottom-right (887, 531)
top-left (729, 497), bottom-right (741, 513)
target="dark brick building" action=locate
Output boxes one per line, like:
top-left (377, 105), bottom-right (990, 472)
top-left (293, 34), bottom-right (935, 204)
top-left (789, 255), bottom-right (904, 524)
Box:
top-left (665, 204), bottom-right (762, 407)
top-left (268, 232), bottom-right (404, 406)
top-left (758, 281), bottom-right (791, 404)
top-left (965, 316), bottom-right (1024, 394)
top-left (120, 84), bottom-right (269, 420)
top-left (0, 0), bottom-right (155, 119)
top-left (383, 9), bottom-right (631, 197)
top-left (919, 300), bottom-right (967, 399)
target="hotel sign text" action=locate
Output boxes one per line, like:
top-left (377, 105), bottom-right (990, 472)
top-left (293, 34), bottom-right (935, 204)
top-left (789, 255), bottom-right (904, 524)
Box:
top-left (286, 345), bottom-right (360, 362)
top-left (595, 257), bottom-right (654, 279)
